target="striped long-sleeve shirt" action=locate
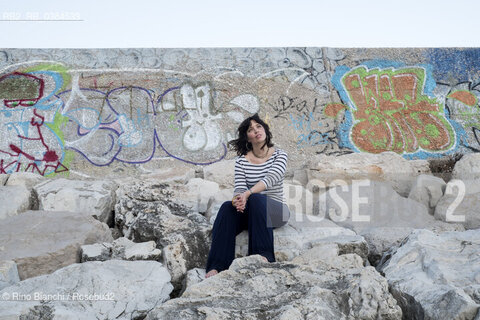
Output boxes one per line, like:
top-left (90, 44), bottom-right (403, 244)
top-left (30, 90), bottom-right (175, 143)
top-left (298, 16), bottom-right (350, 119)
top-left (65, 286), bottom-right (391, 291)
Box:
top-left (234, 148), bottom-right (288, 204)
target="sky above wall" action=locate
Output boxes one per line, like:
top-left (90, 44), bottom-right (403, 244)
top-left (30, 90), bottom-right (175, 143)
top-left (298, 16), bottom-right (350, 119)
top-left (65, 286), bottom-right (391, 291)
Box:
top-left (0, 0), bottom-right (479, 48)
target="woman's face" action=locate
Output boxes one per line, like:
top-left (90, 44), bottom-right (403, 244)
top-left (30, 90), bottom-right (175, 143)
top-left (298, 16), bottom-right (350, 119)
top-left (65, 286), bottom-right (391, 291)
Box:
top-left (246, 120), bottom-right (266, 144)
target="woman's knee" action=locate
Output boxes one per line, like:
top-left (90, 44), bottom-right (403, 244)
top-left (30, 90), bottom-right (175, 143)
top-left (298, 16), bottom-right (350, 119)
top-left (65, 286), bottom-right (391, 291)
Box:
top-left (248, 193), bottom-right (266, 205)
top-left (216, 201), bottom-right (236, 217)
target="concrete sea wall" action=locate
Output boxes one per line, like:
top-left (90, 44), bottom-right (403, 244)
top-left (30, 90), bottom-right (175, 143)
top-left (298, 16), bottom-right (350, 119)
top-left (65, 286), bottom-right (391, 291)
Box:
top-left (0, 48), bottom-right (479, 178)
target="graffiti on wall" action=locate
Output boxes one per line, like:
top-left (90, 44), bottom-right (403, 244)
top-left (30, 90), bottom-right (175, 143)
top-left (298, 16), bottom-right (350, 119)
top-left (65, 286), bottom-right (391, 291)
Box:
top-left (444, 81), bottom-right (480, 150)
top-left (329, 61), bottom-right (467, 158)
top-left (0, 62), bottom-right (270, 175)
top-left (0, 66), bottom-right (70, 175)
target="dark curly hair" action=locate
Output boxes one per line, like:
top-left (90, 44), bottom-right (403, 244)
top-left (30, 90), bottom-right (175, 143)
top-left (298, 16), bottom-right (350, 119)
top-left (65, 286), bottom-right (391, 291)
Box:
top-left (228, 113), bottom-right (274, 156)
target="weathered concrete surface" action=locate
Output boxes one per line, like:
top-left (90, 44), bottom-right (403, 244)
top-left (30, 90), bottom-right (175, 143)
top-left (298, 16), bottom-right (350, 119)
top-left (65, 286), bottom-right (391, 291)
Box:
top-left (0, 210), bottom-right (113, 280)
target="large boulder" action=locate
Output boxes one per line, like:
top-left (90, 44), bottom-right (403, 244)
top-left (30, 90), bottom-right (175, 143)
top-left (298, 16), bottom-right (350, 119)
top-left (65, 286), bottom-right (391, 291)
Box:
top-left (319, 181), bottom-right (464, 264)
top-left (435, 179), bottom-right (480, 230)
top-left (379, 229), bottom-right (480, 320)
top-left (308, 152), bottom-right (430, 196)
top-left (34, 178), bottom-right (118, 225)
top-left (0, 185), bottom-right (31, 220)
top-left (0, 260), bottom-right (173, 319)
top-left (451, 153), bottom-right (480, 180)
top-left (147, 254), bottom-right (402, 319)
top-left (203, 159), bottom-right (235, 188)
top-left (0, 210), bottom-right (113, 280)
top-left (115, 180), bottom-right (212, 290)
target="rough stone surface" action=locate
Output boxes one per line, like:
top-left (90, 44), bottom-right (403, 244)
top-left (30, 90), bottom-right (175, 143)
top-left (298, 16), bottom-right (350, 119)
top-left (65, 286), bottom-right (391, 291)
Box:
top-left (147, 254), bottom-right (402, 319)
top-left (435, 179), bottom-right (480, 230)
top-left (408, 174), bottom-right (446, 214)
top-left (308, 152), bottom-right (430, 196)
top-left (115, 180), bottom-right (212, 290)
top-left (0, 185), bottom-right (31, 220)
top-left (452, 153), bottom-right (480, 180)
top-left (0, 260), bottom-right (173, 320)
top-left (0, 260), bottom-right (20, 290)
top-left (379, 229), bottom-right (480, 320)
top-left (34, 178), bottom-right (118, 225)
top-left (0, 210), bottom-right (113, 280)
top-left (203, 159), bottom-right (235, 188)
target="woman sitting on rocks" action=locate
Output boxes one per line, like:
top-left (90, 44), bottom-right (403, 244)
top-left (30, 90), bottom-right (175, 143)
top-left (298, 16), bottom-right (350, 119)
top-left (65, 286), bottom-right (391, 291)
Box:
top-left (205, 113), bottom-right (291, 278)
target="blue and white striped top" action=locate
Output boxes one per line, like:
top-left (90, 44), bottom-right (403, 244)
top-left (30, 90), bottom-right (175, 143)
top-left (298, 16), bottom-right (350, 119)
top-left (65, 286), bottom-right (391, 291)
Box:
top-left (234, 148), bottom-right (288, 204)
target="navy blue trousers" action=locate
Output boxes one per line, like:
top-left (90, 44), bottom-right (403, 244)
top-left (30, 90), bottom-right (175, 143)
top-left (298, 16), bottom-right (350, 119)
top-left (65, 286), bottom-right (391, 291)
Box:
top-left (205, 193), bottom-right (290, 273)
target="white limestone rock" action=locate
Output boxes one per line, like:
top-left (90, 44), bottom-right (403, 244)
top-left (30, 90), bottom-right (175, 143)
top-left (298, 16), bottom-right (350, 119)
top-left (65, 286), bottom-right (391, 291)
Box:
top-left (320, 180), bottom-right (463, 264)
top-left (34, 178), bottom-right (118, 225)
top-left (0, 185), bottom-right (31, 220)
top-left (80, 243), bottom-right (112, 262)
top-left (0, 260), bottom-right (20, 290)
top-left (205, 188), bottom-right (233, 222)
top-left (183, 178), bottom-right (220, 213)
top-left (5, 172), bottom-right (45, 190)
top-left (379, 229), bottom-right (480, 320)
top-left (124, 241), bottom-right (162, 261)
top-left (435, 179), bottom-right (480, 230)
top-left (408, 174), bottom-right (446, 214)
top-left (234, 213), bottom-right (368, 263)
top-left (139, 166), bottom-right (195, 184)
top-left (146, 254), bottom-right (402, 319)
top-left (0, 210), bottom-right (113, 280)
top-left (180, 268), bottom-right (206, 296)
top-left (0, 260), bottom-right (173, 319)
top-left (115, 180), bottom-right (212, 290)
top-left (452, 153), bottom-right (480, 180)
top-left (308, 151), bottom-right (430, 196)
top-left (203, 159), bottom-right (235, 188)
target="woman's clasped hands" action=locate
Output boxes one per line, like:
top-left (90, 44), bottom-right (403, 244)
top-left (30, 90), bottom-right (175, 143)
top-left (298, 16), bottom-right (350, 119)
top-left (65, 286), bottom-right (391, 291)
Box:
top-left (232, 191), bottom-right (250, 213)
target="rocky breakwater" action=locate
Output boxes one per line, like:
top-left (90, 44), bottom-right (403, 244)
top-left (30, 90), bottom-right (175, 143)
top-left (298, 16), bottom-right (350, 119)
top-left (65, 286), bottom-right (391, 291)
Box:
top-left (0, 151), bottom-right (479, 319)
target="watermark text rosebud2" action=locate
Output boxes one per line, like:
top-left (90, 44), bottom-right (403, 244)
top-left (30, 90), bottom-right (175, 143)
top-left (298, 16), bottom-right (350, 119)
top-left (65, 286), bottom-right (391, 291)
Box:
top-left (285, 179), bottom-right (372, 223)
top-left (0, 291), bottom-right (115, 301)
top-left (284, 178), bottom-right (466, 224)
